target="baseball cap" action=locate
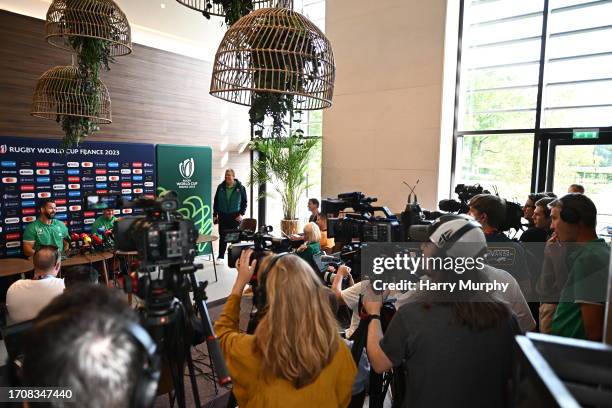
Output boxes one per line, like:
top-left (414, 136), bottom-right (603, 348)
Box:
top-left (409, 214), bottom-right (487, 258)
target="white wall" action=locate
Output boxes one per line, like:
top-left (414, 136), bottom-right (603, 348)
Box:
top-left (0, 0), bottom-right (226, 61)
top-left (323, 0), bottom-right (454, 212)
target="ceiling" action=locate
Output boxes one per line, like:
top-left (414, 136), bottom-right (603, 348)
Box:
top-left (0, 0), bottom-right (229, 61)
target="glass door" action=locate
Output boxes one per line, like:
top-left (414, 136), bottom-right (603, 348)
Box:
top-left (544, 131), bottom-right (612, 238)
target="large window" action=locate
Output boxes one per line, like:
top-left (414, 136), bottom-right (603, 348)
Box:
top-left (453, 0), bottom-right (612, 232)
top-left (263, 0), bottom-right (325, 231)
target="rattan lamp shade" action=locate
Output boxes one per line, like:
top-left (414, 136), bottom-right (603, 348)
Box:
top-left (46, 0), bottom-right (132, 56)
top-left (176, 0), bottom-right (293, 17)
top-left (210, 8), bottom-right (335, 110)
top-left (31, 66), bottom-right (111, 123)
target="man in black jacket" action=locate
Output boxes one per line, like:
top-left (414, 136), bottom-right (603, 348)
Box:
top-left (213, 169), bottom-right (248, 263)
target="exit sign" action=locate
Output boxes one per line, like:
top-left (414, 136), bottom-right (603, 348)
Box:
top-left (573, 128), bottom-right (599, 140)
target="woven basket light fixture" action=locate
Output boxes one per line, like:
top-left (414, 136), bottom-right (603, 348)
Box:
top-left (31, 66), bottom-right (111, 123)
top-left (46, 0), bottom-right (132, 56)
top-left (176, 0), bottom-right (293, 18)
top-left (210, 7), bottom-right (335, 110)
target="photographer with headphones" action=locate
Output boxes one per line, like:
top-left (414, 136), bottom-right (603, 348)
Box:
top-left (363, 215), bottom-right (519, 408)
top-left (214, 249), bottom-right (357, 408)
top-left (549, 194), bottom-right (609, 341)
top-left (22, 284), bottom-right (160, 408)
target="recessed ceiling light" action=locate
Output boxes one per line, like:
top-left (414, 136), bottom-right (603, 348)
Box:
top-left (160, 3), bottom-right (166, 8)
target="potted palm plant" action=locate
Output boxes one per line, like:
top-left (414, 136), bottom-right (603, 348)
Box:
top-left (250, 133), bottom-right (320, 235)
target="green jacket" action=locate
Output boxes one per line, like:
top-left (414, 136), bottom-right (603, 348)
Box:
top-left (213, 180), bottom-right (247, 217)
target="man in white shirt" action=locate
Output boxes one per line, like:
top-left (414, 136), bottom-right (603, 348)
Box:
top-left (6, 245), bottom-right (65, 324)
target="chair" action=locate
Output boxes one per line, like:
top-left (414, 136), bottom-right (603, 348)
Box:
top-left (239, 218), bottom-right (257, 232)
top-left (196, 235), bottom-right (219, 282)
top-left (0, 319), bottom-right (34, 385)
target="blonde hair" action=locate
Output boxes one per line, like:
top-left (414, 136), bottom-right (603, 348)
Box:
top-left (225, 168), bottom-right (235, 177)
top-left (254, 254), bottom-right (339, 388)
top-left (303, 222), bottom-right (321, 244)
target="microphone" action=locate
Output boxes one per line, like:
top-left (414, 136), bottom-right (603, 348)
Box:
top-left (91, 234), bottom-right (104, 246)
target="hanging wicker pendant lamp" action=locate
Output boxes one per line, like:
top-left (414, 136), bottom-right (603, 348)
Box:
top-left (176, 0), bottom-right (293, 18)
top-left (31, 65), bottom-right (111, 123)
top-left (46, 0), bottom-right (132, 56)
top-left (210, 7), bottom-right (335, 110)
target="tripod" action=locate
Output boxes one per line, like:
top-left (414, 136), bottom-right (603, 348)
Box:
top-left (123, 262), bottom-right (231, 408)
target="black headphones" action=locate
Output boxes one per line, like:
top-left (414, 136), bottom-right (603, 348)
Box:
top-left (559, 196), bottom-right (581, 224)
top-left (253, 253), bottom-right (290, 313)
top-left (125, 322), bottom-right (160, 408)
top-left (32, 313), bottom-right (160, 408)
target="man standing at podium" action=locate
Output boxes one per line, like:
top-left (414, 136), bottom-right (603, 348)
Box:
top-left (22, 199), bottom-right (69, 257)
top-left (213, 169), bottom-right (247, 264)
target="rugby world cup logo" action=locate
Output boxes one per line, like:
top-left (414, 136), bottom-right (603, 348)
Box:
top-left (0, 145), bottom-right (7, 154)
top-left (179, 158), bottom-right (195, 179)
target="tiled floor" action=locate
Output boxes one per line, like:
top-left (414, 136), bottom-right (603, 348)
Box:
top-left (192, 255), bottom-right (237, 303)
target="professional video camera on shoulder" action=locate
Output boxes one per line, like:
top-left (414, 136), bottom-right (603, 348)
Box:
top-left (438, 184), bottom-right (490, 214)
top-left (321, 192), bottom-right (402, 243)
top-left (114, 191), bottom-right (197, 267)
top-left (224, 225), bottom-right (292, 270)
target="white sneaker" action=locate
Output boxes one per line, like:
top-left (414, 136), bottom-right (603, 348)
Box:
top-left (216, 257), bottom-right (225, 265)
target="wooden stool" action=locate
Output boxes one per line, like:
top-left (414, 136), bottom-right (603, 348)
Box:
top-left (197, 235), bottom-right (219, 282)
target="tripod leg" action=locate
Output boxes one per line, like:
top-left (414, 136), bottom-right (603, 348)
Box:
top-left (186, 350), bottom-right (202, 408)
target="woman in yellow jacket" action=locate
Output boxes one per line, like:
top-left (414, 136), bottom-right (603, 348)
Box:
top-left (214, 248), bottom-right (357, 408)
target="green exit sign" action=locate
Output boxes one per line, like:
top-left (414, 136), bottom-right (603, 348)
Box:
top-left (573, 129), bottom-right (599, 140)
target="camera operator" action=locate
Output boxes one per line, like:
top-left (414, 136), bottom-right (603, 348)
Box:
top-left (308, 198), bottom-right (321, 223)
top-left (468, 194), bottom-right (533, 300)
top-left (213, 169), bottom-right (248, 264)
top-left (316, 213), bottom-right (335, 253)
top-left (549, 194), bottom-right (609, 341)
top-left (22, 284), bottom-right (158, 408)
top-left (520, 193), bottom-right (557, 242)
top-left (363, 215), bottom-right (519, 408)
top-left (568, 184), bottom-right (585, 194)
top-left (214, 249), bottom-right (356, 407)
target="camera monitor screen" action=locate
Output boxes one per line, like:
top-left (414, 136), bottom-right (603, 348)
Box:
top-left (86, 194), bottom-right (121, 211)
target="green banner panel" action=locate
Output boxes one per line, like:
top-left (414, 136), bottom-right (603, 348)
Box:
top-left (156, 145), bottom-right (213, 255)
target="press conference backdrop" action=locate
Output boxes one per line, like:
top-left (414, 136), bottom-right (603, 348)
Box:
top-left (156, 145), bottom-right (213, 255)
top-left (0, 137), bottom-right (156, 258)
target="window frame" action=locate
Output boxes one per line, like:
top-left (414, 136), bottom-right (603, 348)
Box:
top-left (451, 0), bottom-right (612, 197)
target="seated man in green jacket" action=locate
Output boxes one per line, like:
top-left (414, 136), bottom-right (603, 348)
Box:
top-left (91, 208), bottom-right (117, 235)
top-left (22, 199), bottom-right (69, 257)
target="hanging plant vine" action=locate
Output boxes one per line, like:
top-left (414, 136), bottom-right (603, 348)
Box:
top-left (248, 14), bottom-right (320, 138)
top-left (54, 0), bottom-right (120, 147)
top-left (200, 0), bottom-right (255, 26)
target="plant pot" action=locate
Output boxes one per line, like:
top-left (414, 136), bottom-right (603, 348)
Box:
top-left (280, 219), bottom-right (299, 236)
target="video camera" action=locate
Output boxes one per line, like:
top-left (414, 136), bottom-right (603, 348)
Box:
top-left (438, 184), bottom-right (490, 214)
top-left (437, 184), bottom-right (523, 232)
top-left (224, 225), bottom-right (291, 274)
top-left (321, 192), bottom-right (401, 244)
top-left (114, 192), bottom-right (198, 267)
